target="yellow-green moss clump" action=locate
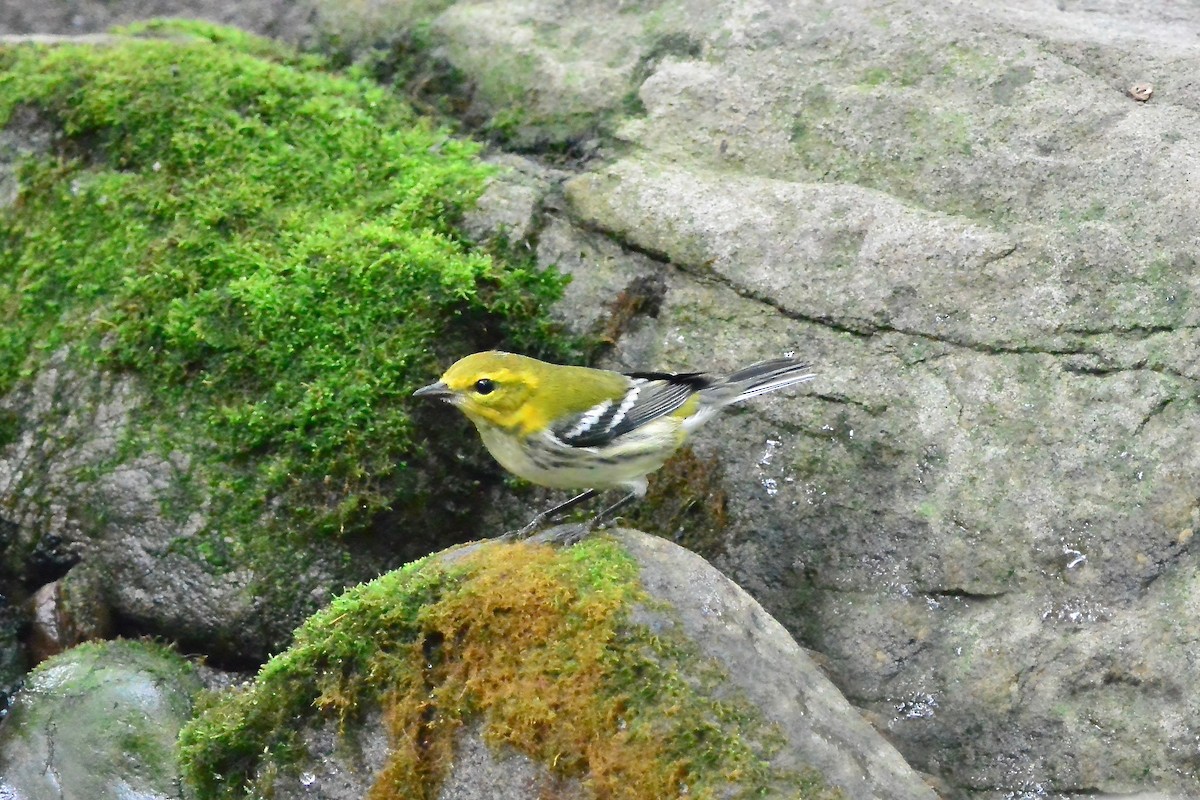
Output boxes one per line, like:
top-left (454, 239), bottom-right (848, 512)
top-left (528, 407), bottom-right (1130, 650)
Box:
top-left (179, 538), bottom-right (840, 799)
top-left (0, 22), bottom-right (571, 546)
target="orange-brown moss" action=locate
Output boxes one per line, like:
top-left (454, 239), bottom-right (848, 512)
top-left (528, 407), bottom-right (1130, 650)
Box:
top-left (179, 537), bottom-right (839, 800)
top-left (370, 543), bottom-right (674, 799)
top-left (627, 446), bottom-right (730, 556)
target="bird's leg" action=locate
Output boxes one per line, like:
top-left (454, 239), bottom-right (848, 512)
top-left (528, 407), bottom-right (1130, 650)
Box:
top-left (542, 490), bottom-right (639, 546)
top-left (501, 489), bottom-right (598, 540)
top-left (590, 491), bottom-right (638, 528)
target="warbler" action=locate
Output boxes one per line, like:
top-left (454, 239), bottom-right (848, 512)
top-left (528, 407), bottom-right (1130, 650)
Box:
top-left (414, 351), bottom-right (815, 539)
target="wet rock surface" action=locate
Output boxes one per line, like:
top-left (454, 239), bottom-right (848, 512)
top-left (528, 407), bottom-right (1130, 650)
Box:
top-left (0, 639), bottom-right (202, 800)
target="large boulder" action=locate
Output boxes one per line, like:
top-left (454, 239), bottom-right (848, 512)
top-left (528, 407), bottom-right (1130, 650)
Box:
top-left (180, 530), bottom-right (937, 800)
top-left (299, 1), bottom-right (1200, 796)
top-left (0, 25), bottom-right (572, 663)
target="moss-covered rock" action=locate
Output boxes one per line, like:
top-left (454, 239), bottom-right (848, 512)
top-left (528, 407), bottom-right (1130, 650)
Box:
top-left (179, 530), bottom-right (936, 800)
top-left (0, 20), bottom-right (569, 536)
top-left (0, 639), bottom-right (202, 800)
top-left (0, 22), bottom-right (576, 659)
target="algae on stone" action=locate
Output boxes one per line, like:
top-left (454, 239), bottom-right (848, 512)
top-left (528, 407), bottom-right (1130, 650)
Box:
top-left (0, 639), bottom-right (202, 800)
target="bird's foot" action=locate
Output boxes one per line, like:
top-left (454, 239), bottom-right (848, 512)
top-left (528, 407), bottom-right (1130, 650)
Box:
top-left (498, 489), bottom-right (599, 541)
top-left (498, 515), bottom-right (546, 541)
top-left (528, 520), bottom-right (597, 547)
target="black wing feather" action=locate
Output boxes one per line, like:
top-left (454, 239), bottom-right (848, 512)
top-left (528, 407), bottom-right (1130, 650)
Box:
top-left (552, 373), bottom-right (713, 448)
top-left (623, 371), bottom-right (710, 386)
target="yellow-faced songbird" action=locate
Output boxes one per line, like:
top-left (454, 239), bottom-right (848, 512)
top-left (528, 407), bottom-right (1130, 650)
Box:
top-left (415, 351), bottom-right (815, 539)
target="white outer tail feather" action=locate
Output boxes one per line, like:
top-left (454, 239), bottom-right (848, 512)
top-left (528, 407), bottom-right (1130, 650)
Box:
top-left (731, 370), bottom-right (817, 402)
top-left (681, 359), bottom-right (814, 433)
top-left (708, 360), bottom-right (816, 407)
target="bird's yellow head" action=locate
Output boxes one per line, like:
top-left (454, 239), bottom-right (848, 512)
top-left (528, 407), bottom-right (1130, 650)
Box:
top-left (414, 351), bottom-right (541, 431)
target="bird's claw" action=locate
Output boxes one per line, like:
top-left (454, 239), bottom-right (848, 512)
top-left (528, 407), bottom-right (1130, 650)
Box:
top-left (498, 515), bottom-right (548, 541)
top-left (528, 521), bottom-right (595, 547)
top-left (498, 517), bottom-right (600, 547)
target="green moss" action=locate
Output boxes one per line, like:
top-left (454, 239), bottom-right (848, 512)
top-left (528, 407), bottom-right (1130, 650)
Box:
top-left (0, 26), bottom-right (575, 552)
top-left (116, 18), bottom-right (327, 68)
top-left (0, 408), bottom-right (18, 449)
top-left (179, 538), bottom-right (839, 799)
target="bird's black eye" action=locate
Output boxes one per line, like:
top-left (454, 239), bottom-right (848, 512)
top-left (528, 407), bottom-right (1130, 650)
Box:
top-left (474, 378), bottom-right (496, 395)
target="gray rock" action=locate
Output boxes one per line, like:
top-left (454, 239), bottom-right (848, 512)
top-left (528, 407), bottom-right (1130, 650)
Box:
top-left (0, 639), bottom-right (202, 800)
top-left (25, 565), bottom-right (112, 663)
top-left (610, 529), bottom-right (938, 800)
top-left (0, 345), bottom-right (375, 662)
top-left (0, 0), bottom-right (315, 42)
top-left (460, 154), bottom-right (567, 246)
top-left (434, 725), bottom-right (589, 800)
top-left (0, 351), bottom-right (275, 660)
top-left (290, 0), bottom-right (1200, 796)
top-left (268, 710), bottom-right (392, 800)
top-left (0, 104), bottom-right (57, 210)
top-left (273, 719), bottom-right (589, 800)
top-left (185, 530), bottom-right (935, 799)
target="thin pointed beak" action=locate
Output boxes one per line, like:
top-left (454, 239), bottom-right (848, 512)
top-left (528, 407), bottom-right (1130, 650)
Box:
top-left (413, 381), bottom-right (453, 400)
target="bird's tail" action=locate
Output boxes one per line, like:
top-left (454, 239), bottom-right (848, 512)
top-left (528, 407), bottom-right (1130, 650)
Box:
top-left (708, 357), bottom-right (816, 405)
